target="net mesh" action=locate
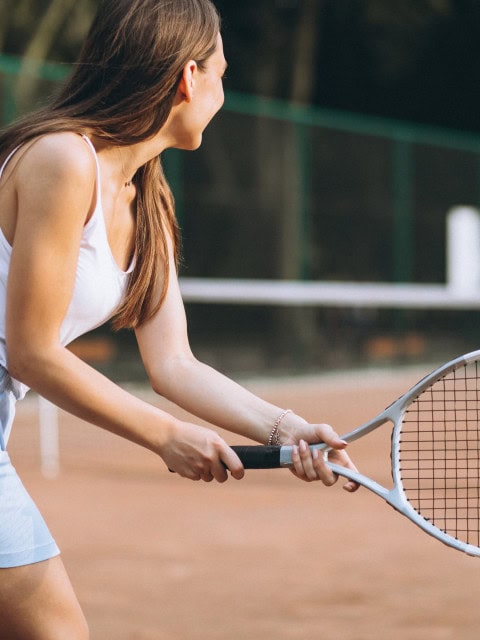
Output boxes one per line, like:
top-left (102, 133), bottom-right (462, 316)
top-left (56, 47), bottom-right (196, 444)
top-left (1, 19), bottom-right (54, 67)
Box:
top-left (400, 360), bottom-right (480, 547)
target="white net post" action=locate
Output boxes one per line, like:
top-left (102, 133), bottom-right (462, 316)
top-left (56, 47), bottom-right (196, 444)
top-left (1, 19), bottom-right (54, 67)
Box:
top-left (447, 206), bottom-right (480, 295)
top-left (38, 396), bottom-right (60, 478)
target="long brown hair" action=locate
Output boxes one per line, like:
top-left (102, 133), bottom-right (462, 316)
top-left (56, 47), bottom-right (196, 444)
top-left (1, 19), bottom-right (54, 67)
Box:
top-left (0, 0), bottom-right (220, 329)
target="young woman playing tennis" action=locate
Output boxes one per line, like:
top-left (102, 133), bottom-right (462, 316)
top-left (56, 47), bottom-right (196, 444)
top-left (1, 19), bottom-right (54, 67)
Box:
top-left (0, 1), bottom-right (358, 637)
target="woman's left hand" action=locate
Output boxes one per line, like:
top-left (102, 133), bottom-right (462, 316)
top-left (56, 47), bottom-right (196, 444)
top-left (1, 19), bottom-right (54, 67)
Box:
top-left (283, 423), bottom-right (360, 491)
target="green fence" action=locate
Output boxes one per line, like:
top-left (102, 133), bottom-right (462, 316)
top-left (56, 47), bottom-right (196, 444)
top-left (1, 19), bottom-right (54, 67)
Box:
top-left (0, 55), bottom-right (480, 288)
top-left (2, 53), bottom-right (480, 287)
top-left (2, 53), bottom-right (480, 373)
top-left (207, 91), bottom-right (480, 284)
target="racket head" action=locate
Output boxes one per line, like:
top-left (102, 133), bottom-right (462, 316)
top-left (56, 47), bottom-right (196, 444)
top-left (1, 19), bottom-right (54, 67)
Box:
top-left (390, 350), bottom-right (480, 556)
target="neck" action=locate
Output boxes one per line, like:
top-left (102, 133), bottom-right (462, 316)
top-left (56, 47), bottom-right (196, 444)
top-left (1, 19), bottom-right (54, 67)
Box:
top-left (85, 127), bottom-right (178, 193)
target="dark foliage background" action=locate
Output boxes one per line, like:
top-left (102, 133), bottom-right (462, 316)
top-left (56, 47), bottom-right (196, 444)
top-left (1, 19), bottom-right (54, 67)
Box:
top-left (2, 0), bottom-right (480, 375)
top-left (2, 1), bottom-right (480, 131)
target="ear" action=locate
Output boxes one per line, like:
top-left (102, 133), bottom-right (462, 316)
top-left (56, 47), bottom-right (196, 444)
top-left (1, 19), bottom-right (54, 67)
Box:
top-left (176, 60), bottom-right (198, 103)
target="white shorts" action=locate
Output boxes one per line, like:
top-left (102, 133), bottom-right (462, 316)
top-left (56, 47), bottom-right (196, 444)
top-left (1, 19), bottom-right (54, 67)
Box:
top-left (0, 370), bottom-right (60, 568)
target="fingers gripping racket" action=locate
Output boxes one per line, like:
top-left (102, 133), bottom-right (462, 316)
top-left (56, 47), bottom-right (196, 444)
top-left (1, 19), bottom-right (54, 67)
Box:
top-left (231, 351), bottom-right (480, 557)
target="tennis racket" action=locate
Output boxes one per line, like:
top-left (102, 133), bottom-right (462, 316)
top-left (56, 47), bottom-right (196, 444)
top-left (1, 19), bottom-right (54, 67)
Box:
top-left (231, 350), bottom-right (480, 557)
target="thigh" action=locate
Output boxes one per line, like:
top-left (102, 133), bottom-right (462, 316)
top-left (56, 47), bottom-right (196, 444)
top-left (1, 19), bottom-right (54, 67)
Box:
top-left (0, 556), bottom-right (89, 640)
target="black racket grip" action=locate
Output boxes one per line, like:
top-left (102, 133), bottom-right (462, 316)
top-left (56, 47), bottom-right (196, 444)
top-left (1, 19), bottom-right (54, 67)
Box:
top-left (230, 445), bottom-right (282, 469)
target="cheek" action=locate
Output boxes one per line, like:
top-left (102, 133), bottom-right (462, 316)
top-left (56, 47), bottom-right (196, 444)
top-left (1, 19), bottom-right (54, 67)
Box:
top-left (206, 76), bottom-right (224, 107)
top-left (218, 85), bottom-right (225, 109)
top-left (211, 83), bottom-right (224, 115)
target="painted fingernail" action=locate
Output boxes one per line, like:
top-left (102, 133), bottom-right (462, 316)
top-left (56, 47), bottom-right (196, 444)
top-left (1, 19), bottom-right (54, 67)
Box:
top-left (312, 448), bottom-right (319, 460)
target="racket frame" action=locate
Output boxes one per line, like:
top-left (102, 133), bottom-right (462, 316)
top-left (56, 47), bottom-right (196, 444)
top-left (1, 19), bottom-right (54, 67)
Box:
top-left (236, 350), bottom-right (480, 557)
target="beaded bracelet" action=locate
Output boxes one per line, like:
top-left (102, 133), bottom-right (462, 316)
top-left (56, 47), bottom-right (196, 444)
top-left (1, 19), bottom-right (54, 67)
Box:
top-left (267, 409), bottom-right (292, 446)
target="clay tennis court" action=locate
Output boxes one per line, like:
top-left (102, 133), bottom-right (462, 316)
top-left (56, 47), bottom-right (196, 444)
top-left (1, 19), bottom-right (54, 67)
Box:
top-left (7, 366), bottom-right (480, 639)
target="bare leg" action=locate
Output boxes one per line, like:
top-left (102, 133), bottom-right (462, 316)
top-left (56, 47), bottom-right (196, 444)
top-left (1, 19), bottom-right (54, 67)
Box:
top-left (0, 556), bottom-right (89, 640)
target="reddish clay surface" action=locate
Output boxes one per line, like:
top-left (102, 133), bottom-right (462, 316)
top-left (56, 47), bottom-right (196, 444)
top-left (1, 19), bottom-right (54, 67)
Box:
top-left (8, 368), bottom-right (480, 639)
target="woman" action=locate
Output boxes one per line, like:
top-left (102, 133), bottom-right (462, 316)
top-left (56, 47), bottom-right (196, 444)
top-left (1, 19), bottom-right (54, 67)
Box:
top-left (0, 1), bottom-right (358, 638)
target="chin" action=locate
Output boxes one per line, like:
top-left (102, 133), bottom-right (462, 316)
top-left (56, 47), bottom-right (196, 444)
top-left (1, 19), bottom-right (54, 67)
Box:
top-left (188, 134), bottom-right (203, 151)
top-left (172, 133), bottom-right (203, 152)
top-left (186, 129), bottom-right (204, 150)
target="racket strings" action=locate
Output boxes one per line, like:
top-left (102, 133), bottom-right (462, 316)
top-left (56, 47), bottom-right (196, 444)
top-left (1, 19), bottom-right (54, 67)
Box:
top-left (399, 360), bottom-right (480, 547)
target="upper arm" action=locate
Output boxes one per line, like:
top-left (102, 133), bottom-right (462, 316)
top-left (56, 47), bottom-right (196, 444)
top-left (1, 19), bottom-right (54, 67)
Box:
top-left (135, 236), bottom-right (193, 382)
top-left (6, 134), bottom-right (96, 362)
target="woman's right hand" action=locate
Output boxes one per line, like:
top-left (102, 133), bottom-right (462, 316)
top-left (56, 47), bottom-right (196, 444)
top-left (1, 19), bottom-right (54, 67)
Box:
top-left (159, 421), bottom-right (245, 483)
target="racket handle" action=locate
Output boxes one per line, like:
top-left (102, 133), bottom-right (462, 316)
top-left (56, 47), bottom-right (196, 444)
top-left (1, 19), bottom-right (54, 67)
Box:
top-left (230, 445), bottom-right (282, 469)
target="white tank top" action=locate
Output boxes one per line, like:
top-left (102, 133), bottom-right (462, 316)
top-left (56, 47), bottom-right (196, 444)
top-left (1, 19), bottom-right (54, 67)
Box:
top-left (0, 134), bottom-right (134, 399)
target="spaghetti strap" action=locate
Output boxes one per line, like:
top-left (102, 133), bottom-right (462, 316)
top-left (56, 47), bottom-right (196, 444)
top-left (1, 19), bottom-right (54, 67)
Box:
top-left (0, 146), bottom-right (20, 179)
top-left (81, 135), bottom-right (100, 170)
top-left (81, 133), bottom-right (96, 155)
top-left (81, 134), bottom-right (102, 195)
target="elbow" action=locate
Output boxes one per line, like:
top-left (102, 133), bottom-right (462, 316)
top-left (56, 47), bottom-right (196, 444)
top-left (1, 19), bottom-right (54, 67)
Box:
top-left (147, 364), bottom-right (175, 398)
top-left (146, 353), bottom-right (197, 399)
top-left (6, 342), bottom-right (52, 387)
top-left (6, 347), bottom-right (36, 385)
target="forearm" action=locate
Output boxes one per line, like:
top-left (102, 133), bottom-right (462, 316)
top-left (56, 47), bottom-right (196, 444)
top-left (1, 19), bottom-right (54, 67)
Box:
top-left (148, 355), bottom-right (307, 444)
top-left (7, 345), bottom-right (176, 453)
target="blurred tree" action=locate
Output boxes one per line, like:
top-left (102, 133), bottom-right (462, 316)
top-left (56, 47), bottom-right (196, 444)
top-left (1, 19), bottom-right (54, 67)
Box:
top-left (315, 0), bottom-right (480, 130)
top-left (0, 0), bottom-right (96, 113)
top-left (0, 1), bottom-right (10, 52)
top-left (1, 0), bottom-right (479, 129)
top-left (15, 0), bottom-right (78, 109)
top-left (217, 0), bottom-right (480, 131)
top-left (0, 0), bottom-right (95, 59)
top-left (1, 0), bottom-right (478, 369)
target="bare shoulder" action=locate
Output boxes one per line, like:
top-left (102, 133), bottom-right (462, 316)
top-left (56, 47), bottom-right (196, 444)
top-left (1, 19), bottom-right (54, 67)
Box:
top-left (14, 132), bottom-right (96, 191)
